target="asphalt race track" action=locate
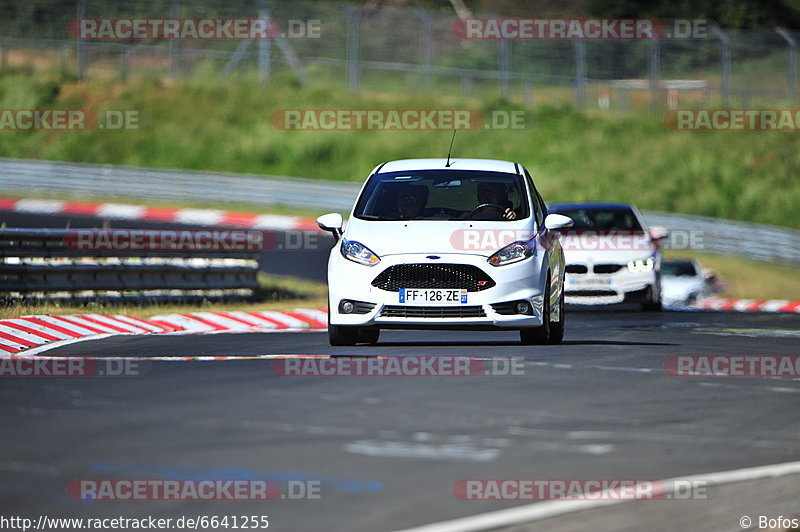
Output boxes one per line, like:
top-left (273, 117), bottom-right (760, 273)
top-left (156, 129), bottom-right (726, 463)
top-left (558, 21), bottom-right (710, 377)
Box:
top-left (2, 310), bottom-right (799, 531)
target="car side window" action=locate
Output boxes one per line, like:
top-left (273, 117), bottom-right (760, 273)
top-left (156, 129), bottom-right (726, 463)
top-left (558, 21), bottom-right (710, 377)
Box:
top-left (524, 168), bottom-right (546, 230)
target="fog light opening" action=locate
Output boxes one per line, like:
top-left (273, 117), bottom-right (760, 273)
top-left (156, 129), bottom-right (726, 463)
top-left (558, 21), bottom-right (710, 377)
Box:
top-left (340, 300), bottom-right (355, 314)
top-left (516, 301), bottom-right (531, 315)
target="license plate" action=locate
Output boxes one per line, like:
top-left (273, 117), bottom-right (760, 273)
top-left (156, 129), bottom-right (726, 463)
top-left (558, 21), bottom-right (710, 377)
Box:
top-left (399, 288), bottom-right (467, 305)
top-left (568, 277), bottom-right (612, 288)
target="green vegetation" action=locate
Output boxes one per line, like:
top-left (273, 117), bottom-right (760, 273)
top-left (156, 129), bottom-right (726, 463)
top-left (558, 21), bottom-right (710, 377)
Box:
top-left (1, 69), bottom-right (798, 228)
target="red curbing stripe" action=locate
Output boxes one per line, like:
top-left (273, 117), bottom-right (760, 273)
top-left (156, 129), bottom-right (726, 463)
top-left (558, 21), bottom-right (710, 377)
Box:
top-left (719, 299), bottom-right (740, 311)
top-left (245, 312), bottom-right (290, 329)
top-left (52, 316), bottom-right (108, 334)
top-left (61, 201), bottom-right (102, 216)
top-left (779, 301), bottom-right (800, 312)
top-left (77, 315), bottom-right (135, 334)
top-left (744, 299), bottom-right (767, 311)
top-left (0, 342), bottom-right (21, 354)
top-left (281, 310), bottom-right (327, 329)
top-left (0, 331), bottom-right (38, 348)
top-left (142, 206), bottom-right (180, 222)
top-left (0, 198), bottom-right (19, 210)
top-left (208, 312), bottom-right (263, 329)
top-left (220, 212), bottom-right (260, 227)
top-left (0, 321), bottom-right (61, 342)
top-left (18, 317), bottom-right (84, 338)
top-left (145, 319), bottom-right (185, 333)
top-left (178, 314), bottom-right (227, 331)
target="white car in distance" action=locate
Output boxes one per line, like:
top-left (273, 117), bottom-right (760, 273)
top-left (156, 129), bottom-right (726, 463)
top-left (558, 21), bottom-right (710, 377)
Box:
top-left (316, 158), bottom-right (573, 346)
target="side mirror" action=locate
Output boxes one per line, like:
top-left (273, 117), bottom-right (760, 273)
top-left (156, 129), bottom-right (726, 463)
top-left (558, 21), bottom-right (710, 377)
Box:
top-left (544, 213), bottom-right (574, 231)
top-left (316, 213), bottom-right (344, 241)
top-left (649, 226), bottom-right (669, 241)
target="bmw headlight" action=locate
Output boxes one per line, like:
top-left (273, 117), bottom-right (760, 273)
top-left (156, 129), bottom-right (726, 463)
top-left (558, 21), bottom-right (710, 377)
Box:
top-left (488, 241), bottom-right (534, 267)
top-left (627, 256), bottom-right (655, 273)
top-left (341, 239), bottom-right (380, 266)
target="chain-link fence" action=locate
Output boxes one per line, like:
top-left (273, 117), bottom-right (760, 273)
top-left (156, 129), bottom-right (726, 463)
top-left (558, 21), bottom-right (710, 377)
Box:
top-left (0, 1), bottom-right (798, 110)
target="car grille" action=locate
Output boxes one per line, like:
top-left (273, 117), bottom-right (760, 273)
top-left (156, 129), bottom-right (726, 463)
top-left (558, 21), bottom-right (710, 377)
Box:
top-left (371, 264), bottom-right (495, 292)
top-left (566, 290), bottom-right (617, 297)
top-left (381, 305), bottom-right (486, 318)
top-left (593, 264), bottom-right (623, 274)
top-left (565, 264), bottom-right (588, 274)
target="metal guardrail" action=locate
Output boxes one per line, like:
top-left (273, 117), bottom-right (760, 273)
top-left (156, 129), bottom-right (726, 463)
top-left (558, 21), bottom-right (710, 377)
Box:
top-left (2, 158), bottom-right (799, 265)
top-left (0, 228), bottom-right (260, 297)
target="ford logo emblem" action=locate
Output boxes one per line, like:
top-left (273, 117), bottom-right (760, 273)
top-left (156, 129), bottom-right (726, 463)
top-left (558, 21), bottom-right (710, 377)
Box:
top-left (426, 255), bottom-right (440, 260)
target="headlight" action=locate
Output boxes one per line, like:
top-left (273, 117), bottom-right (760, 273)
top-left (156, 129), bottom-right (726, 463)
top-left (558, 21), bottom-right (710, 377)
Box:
top-left (488, 240), bottom-right (534, 267)
top-left (341, 239), bottom-right (380, 266)
top-left (627, 257), bottom-right (655, 273)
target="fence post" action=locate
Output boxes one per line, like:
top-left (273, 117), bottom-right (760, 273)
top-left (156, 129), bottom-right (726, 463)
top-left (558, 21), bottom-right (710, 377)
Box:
top-left (170, 0), bottom-right (180, 78)
top-left (77, 0), bottom-right (88, 80)
top-left (258, 8), bottom-right (272, 82)
top-left (573, 39), bottom-right (586, 108)
top-left (776, 28), bottom-right (797, 99)
top-left (498, 38), bottom-right (511, 98)
top-left (649, 37), bottom-right (660, 111)
top-left (711, 26), bottom-right (730, 105)
top-left (413, 9), bottom-right (433, 92)
top-left (346, 5), bottom-right (361, 91)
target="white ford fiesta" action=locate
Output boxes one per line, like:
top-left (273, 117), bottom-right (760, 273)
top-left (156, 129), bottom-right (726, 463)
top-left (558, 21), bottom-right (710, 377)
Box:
top-left (316, 158), bottom-right (573, 346)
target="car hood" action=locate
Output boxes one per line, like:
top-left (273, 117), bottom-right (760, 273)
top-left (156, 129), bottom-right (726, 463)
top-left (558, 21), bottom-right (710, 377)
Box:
top-left (343, 218), bottom-right (535, 257)
top-left (560, 233), bottom-right (657, 264)
top-left (662, 277), bottom-right (705, 296)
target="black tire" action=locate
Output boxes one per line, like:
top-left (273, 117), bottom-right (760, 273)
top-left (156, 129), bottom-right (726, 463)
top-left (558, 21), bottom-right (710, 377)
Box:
top-left (357, 328), bottom-right (380, 345)
top-left (642, 284), bottom-right (663, 312)
top-left (521, 277), bottom-right (550, 345)
top-left (548, 281), bottom-right (565, 344)
top-left (329, 324), bottom-right (358, 346)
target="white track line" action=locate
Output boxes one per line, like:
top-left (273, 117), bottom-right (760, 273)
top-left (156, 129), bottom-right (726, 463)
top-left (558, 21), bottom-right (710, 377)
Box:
top-left (394, 460), bottom-right (800, 532)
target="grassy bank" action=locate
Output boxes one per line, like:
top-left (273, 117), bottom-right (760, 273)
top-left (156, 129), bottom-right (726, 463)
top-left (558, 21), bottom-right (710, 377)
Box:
top-left (1, 69), bottom-right (799, 229)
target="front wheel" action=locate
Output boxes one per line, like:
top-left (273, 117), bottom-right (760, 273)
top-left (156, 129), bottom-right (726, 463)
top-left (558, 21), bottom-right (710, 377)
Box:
top-left (548, 281), bottom-right (565, 344)
top-left (329, 324), bottom-right (358, 346)
top-left (521, 280), bottom-right (550, 345)
top-left (642, 284), bottom-right (662, 312)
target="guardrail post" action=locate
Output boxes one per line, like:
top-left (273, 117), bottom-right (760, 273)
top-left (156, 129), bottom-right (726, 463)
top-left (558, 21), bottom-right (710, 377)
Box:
top-left (413, 9), bottom-right (433, 92)
top-left (711, 26), bottom-right (730, 105)
top-left (346, 5), bottom-right (361, 91)
top-left (573, 39), bottom-right (586, 108)
top-left (169, 0), bottom-right (181, 78)
top-left (77, 0), bottom-right (88, 80)
top-left (649, 37), bottom-right (660, 112)
top-left (258, 8), bottom-right (272, 83)
top-left (776, 28), bottom-right (797, 99)
top-left (498, 37), bottom-right (511, 99)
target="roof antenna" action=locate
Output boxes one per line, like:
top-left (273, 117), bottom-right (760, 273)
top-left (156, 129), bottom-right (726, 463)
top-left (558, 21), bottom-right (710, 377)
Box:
top-left (445, 129), bottom-right (456, 167)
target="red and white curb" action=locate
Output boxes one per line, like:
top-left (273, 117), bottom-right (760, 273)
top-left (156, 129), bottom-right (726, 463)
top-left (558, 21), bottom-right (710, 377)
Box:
top-left (691, 297), bottom-right (800, 313)
top-left (0, 197), bottom-right (320, 232)
top-left (0, 309), bottom-right (327, 355)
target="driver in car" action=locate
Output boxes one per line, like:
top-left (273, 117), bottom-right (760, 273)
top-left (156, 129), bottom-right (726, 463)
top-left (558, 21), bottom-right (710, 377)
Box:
top-left (462, 182), bottom-right (518, 220)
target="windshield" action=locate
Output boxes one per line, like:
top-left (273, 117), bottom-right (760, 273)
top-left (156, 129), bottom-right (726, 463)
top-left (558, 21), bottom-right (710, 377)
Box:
top-left (663, 261), bottom-right (699, 277)
top-left (353, 170), bottom-right (530, 221)
top-left (549, 206), bottom-right (644, 232)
